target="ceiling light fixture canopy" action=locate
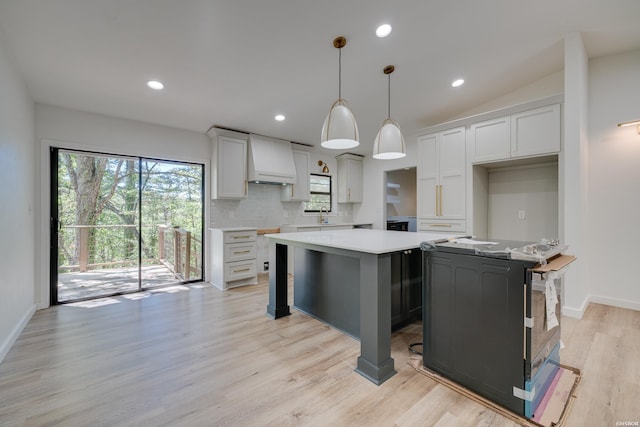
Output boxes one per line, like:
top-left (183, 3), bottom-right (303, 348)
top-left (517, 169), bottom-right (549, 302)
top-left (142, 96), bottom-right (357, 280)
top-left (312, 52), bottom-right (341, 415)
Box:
top-left (373, 65), bottom-right (406, 160)
top-left (321, 36), bottom-right (359, 150)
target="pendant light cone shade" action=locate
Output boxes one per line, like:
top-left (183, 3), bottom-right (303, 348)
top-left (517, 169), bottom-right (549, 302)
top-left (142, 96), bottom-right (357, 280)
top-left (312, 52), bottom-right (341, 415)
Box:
top-left (321, 36), bottom-right (359, 149)
top-left (373, 118), bottom-right (406, 159)
top-left (373, 65), bottom-right (406, 159)
top-left (321, 99), bottom-right (359, 149)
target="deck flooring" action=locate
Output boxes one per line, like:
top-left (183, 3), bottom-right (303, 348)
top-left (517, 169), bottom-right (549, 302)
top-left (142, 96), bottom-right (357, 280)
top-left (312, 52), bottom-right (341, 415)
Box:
top-left (57, 264), bottom-right (187, 301)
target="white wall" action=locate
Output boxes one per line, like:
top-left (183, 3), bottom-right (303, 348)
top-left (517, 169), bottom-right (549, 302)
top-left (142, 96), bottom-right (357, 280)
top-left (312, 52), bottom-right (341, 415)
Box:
top-left (0, 32), bottom-right (36, 363)
top-left (561, 33), bottom-right (590, 317)
top-left (486, 163), bottom-right (558, 241)
top-left (34, 104), bottom-right (211, 307)
top-left (587, 49), bottom-right (640, 310)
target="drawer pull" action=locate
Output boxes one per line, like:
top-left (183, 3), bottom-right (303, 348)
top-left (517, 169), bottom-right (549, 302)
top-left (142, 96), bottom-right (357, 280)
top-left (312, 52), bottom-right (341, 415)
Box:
top-left (429, 224), bottom-right (452, 228)
top-left (232, 235), bottom-right (252, 239)
top-left (233, 268), bottom-right (251, 273)
top-left (233, 250), bottom-right (251, 254)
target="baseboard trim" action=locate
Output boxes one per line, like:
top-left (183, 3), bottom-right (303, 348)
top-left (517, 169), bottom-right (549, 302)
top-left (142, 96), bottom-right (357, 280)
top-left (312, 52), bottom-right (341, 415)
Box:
top-left (562, 296), bottom-right (590, 319)
top-left (0, 304), bottom-right (36, 364)
top-left (589, 294), bottom-right (640, 312)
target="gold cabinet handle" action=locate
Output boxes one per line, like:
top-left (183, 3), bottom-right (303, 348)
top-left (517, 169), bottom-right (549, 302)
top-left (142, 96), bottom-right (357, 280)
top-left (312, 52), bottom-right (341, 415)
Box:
top-left (245, 180), bottom-right (248, 195)
top-left (348, 188), bottom-right (351, 201)
top-left (233, 268), bottom-right (251, 273)
top-left (291, 184), bottom-right (294, 197)
top-left (434, 185), bottom-right (438, 216)
top-left (428, 224), bottom-right (452, 228)
top-left (233, 250), bottom-right (251, 254)
top-left (232, 235), bottom-right (252, 239)
top-left (439, 185), bottom-right (443, 216)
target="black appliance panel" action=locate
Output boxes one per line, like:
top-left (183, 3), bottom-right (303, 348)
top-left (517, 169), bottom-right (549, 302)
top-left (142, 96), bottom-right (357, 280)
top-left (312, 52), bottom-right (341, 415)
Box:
top-left (423, 249), bottom-right (535, 415)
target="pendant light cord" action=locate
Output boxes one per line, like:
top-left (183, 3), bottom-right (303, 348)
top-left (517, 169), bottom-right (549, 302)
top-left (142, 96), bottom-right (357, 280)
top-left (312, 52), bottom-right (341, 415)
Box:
top-left (387, 73), bottom-right (391, 118)
top-left (338, 47), bottom-right (342, 99)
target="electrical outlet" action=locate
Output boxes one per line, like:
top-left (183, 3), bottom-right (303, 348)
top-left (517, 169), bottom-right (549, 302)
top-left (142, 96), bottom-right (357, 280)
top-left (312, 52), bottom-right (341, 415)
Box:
top-left (263, 261), bottom-right (269, 272)
top-left (518, 210), bottom-right (526, 220)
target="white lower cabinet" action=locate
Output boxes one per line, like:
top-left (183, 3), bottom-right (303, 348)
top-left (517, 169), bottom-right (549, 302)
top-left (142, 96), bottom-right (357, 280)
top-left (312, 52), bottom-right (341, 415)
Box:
top-left (211, 228), bottom-right (257, 290)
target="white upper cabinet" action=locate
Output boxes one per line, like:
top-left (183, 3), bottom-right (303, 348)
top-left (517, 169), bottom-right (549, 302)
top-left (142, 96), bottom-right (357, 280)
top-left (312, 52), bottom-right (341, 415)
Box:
top-left (209, 130), bottom-right (247, 199)
top-left (510, 104), bottom-right (561, 158)
top-left (417, 127), bottom-right (466, 227)
top-left (470, 116), bottom-right (511, 163)
top-left (470, 103), bottom-right (561, 164)
top-left (336, 153), bottom-right (363, 203)
top-left (281, 149), bottom-right (310, 201)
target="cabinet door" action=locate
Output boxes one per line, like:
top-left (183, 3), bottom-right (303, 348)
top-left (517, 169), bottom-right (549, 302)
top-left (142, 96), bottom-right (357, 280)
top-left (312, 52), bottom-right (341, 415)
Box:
top-left (470, 116), bottom-right (511, 163)
top-left (439, 127), bottom-right (466, 219)
top-left (347, 157), bottom-right (363, 202)
top-left (417, 133), bottom-right (439, 218)
top-left (213, 136), bottom-right (247, 199)
top-left (404, 250), bottom-right (422, 319)
top-left (282, 150), bottom-right (310, 201)
top-left (390, 253), bottom-right (404, 328)
top-left (510, 104), bottom-right (560, 158)
top-left (337, 154), bottom-right (363, 203)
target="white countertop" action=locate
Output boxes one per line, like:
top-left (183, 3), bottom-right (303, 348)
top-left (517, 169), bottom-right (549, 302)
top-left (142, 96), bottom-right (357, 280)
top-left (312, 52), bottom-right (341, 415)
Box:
top-left (209, 227), bottom-right (257, 231)
top-left (265, 229), bottom-right (461, 254)
top-left (280, 223), bottom-right (372, 229)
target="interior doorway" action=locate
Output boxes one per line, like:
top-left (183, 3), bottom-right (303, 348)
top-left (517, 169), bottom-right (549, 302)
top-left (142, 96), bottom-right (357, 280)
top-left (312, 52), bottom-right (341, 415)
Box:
top-left (384, 167), bottom-right (417, 231)
top-left (50, 148), bottom-right (204, 303)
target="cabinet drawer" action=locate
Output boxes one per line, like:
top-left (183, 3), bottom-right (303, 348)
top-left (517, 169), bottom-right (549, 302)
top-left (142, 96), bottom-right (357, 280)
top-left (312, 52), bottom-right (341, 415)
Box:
top-left (223, 230), bottom-right (257, 243)
top-left (418, 218), bottom-right (466, 232)
top-left (224, 241), bottom-right (257, 262)
top-left (225, 259), bottom-right (257, 281)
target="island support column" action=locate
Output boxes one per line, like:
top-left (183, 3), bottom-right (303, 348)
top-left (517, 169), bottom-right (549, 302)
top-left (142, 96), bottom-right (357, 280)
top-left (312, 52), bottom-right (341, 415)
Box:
top-left (266, 242), bottom-right (290, 319)
top-left (355, 252), bottom-right (396, 385)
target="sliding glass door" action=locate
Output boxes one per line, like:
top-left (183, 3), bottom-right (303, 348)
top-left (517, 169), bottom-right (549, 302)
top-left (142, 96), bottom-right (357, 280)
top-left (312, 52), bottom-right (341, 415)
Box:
top-left (51, 148), bottom-right (204, 304)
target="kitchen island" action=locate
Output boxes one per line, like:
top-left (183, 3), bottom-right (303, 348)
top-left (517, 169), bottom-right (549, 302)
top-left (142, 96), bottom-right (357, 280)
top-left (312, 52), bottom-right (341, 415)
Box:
top-left (265, 228), bottom-right (459, 385)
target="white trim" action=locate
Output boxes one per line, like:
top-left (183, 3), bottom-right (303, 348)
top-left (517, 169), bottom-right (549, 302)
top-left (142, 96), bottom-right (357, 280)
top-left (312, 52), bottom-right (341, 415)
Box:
top-left (562, 295), bottom-right (590, 319)
top-left (0, 305), bottom-right (36, 364)
top-left (589, 294), bottom-right (640, 312)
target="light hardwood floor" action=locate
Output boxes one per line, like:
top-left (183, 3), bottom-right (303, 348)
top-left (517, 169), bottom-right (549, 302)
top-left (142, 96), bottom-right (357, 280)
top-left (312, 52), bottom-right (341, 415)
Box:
top-left (0, 278), bottom-right (638, 427)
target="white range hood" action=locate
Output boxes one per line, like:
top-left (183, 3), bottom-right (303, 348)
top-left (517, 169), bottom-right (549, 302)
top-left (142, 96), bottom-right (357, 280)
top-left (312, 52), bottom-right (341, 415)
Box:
top-left (247, 134), bottom-right (297, 185)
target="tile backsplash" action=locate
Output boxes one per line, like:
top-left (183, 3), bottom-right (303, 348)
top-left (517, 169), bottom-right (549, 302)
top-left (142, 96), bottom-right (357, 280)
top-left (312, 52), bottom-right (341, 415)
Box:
top-left (210, 182), bottom-right (352, 229)
top-left (210, 182), bottom-right (353, 273)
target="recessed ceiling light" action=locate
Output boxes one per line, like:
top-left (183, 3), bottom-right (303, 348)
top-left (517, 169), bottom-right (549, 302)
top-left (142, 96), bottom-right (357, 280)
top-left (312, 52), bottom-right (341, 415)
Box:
top-left (275, 114), bottom-right (285, 122)
top-left (376, 24), bottom-right (392, 38)
top-left (451, 79), bottom-right (465, 88)
top-left (147, 80), bottom-right (164, 90)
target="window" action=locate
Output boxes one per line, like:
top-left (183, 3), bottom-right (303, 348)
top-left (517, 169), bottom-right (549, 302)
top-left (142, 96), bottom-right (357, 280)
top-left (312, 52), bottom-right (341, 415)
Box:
top-left (304, 173), bottom-right (332, 212)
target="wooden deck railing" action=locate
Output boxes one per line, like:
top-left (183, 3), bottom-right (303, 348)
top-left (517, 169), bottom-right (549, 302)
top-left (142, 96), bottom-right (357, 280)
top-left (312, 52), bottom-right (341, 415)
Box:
top-left (60, 224), bottom-right (201, 280)
top-left (158, 225), bottom-right (201, 281)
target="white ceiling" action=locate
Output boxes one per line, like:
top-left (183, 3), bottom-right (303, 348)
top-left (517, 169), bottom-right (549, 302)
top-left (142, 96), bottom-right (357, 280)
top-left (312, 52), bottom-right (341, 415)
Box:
top-left (1, 0), bottom-right (639, 156)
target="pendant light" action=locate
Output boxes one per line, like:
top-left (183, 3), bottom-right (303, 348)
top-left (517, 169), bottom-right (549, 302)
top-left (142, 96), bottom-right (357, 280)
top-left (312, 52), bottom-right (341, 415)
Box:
top-left (321, 36), bottom-right (359, 149)
top-left (373, 65), bottom-right (406, 159)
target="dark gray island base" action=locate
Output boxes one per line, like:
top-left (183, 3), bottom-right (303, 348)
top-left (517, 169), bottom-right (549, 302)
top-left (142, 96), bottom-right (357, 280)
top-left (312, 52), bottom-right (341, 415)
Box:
top-left (265, 229), bottom-right (456, 385)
